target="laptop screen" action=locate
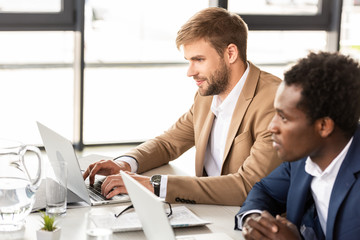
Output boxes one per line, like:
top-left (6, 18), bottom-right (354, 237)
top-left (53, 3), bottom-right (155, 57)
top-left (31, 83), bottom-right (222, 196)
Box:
top-left (120, 170), bottom-right (176, 240)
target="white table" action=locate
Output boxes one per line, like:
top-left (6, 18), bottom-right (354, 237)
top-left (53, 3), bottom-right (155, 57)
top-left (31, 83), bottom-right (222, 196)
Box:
top-left (1, 158), bottom-right (245, 240)
top-left (20, 203), bottom-right (243, 240)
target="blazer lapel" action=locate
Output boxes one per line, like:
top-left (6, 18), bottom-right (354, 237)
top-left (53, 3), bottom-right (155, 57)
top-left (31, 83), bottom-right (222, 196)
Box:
top-left (326, 128), bottom-right (360, 239)
top-left (287, 161), bottom-right (314, 226)
top-left (195, 110), bottom-right (214, 176)
top-left (287, 162), bottom-right (325, 239)
top-left (223, 62), bottom-right (260, 163)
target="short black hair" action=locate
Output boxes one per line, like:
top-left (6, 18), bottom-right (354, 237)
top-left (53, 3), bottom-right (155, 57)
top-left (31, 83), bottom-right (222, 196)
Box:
top-left (284, 51), bottom-right (360, 137)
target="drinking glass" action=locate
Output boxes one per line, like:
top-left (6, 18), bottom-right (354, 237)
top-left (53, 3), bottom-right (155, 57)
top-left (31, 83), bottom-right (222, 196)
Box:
top-left (46, 160), bottom-right (67, 216)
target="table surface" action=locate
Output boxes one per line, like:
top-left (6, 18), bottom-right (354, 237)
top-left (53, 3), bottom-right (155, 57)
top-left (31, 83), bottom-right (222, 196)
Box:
top-left (0, 155), bottom-right (245, 240)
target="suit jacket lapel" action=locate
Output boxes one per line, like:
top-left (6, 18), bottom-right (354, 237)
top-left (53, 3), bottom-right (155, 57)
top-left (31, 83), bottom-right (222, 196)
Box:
top-left (287, 162), bottom-right (325, 239)
top-left (195, 111), bottom-right (214, 176)
top-left (326, 127), bottom-right (360, 239)
top-left (287, 160), bottom-right (314, 226)
top-left (223, 62), bottom-right (260, 163)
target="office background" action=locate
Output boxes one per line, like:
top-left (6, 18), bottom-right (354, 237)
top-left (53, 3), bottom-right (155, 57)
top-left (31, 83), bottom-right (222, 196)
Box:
top-left (0, 0), bottom-right (359, 150)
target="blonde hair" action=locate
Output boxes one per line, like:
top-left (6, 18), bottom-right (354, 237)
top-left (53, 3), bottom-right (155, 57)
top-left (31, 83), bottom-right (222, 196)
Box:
top-left (176, 7), bottom-right (248, 62)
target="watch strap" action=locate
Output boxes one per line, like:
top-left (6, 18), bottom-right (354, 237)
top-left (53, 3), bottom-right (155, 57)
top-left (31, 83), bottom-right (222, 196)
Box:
top-left (150, 175), bottom-right (161, 197)
top-left (153, 183), bottom-right (160, 197)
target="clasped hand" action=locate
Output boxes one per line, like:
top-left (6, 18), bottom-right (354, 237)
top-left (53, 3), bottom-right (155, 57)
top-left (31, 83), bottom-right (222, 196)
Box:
top-left (82, 159), bottom-right (153, 198)
top-left (242, 211), bottom-right (302, 240)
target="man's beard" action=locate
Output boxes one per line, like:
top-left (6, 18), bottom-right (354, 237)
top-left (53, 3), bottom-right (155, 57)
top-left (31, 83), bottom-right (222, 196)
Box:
top-left (199, 60), bottom-right (230, 96)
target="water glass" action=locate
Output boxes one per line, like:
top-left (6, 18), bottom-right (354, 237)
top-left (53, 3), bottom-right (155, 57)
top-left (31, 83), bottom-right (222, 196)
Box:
top-left (46, 160), bottom-right (67, 215)
top-left (86, 211), bottom-right (112, 240)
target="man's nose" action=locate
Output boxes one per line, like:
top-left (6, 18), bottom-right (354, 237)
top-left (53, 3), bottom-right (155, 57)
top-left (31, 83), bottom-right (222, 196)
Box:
top-left (267, 116), bottom-right (278, 133)
top-left (187, 62), bottom-right (198, 77)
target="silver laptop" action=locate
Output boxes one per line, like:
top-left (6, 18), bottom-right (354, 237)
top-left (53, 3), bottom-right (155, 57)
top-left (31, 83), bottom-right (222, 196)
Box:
top-left (120, 170), bottom-right (233, 240)
top-left (37, 121), bottom-right (130, 206)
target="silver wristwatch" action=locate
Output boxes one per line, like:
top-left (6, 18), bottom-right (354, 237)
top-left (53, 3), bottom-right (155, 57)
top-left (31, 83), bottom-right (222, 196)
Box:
top-left (150, 174), bottom-right (161, 197)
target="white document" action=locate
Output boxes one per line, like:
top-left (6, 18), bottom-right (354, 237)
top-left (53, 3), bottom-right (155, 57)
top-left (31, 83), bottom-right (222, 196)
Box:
top-left (91, 206), bottom-right (211, 232)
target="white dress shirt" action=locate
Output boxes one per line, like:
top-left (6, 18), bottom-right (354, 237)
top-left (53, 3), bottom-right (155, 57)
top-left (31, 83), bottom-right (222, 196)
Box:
top-left (116, 62), bottom-right (250, 198)
top-left (305, 137), bottom-right (353, 235)
top-left (204, 63), bottom-right (249, 176)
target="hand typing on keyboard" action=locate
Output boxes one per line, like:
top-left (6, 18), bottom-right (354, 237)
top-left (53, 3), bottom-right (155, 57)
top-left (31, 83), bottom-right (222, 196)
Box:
top-left (83, 159), bottom-right (131, 186)
top-left (83, 159), bottom-right (155, 199)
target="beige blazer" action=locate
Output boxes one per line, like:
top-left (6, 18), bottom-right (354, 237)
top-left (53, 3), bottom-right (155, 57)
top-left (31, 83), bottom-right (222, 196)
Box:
top-left (124, 62), bottom-right (282, 206)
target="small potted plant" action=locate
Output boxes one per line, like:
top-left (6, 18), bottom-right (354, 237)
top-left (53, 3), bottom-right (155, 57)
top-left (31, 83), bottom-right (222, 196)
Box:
top-left (36, 212), bottom-right (61, 240)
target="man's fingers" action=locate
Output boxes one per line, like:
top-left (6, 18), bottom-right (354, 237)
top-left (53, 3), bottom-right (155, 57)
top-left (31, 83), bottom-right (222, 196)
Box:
top-left (244, 211), bottom-right (301, 240)
top-left (243, 222), bottom-right (272, 240)
top-left (247, 217), bottom-right (273, 236)
top-left (242, 211), bottom-right (279, 240)
top-left (83, 162), bottom-right (99, 180)
top-left (106, 187), bottom-right (126, 199)
top-left (261, 211), bottom-right (279, 233)
top-left (101, 175), bottom-right (125, 196)
top-left (100, 172), bottom-right (152, 199)
top-left (83, 160), bottom-right (127, 186)
top-left (275, 215), bottom-right (288, 225)
top-left (82, 168), bottom-right (90, 180)
top-left (88, 162), bottom-right (104, 185)
top-left (83, 160), bottom-right (104, 181)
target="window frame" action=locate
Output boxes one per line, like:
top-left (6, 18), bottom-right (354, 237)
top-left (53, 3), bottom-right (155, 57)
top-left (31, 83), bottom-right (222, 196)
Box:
top-left (0, 0), bottom-right (75, 30)
top-left (219, 0), bottom-right (333, 31)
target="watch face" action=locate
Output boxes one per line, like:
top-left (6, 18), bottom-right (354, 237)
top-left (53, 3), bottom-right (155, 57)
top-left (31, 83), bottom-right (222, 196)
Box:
top-left (151, 175), bottom-right (161, 184)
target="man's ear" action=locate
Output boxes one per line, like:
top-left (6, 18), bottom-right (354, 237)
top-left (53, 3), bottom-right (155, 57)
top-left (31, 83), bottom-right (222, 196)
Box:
top-left (226, 43), bottom-right (238, 64)
top-left (316, 117), bottom-right (335, 138)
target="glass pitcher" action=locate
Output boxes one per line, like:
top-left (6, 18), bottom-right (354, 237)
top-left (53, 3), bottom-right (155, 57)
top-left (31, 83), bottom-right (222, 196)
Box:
top-left (0, 139), bottom-right (42, 232)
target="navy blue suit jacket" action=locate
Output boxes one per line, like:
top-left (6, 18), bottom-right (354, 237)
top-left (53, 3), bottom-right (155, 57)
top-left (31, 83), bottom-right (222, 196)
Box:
top-left (236, 126), bottom-right (360, 240)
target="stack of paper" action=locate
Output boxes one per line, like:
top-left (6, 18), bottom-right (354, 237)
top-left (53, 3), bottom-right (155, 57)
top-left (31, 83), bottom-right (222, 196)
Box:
top-left (91, 206), bottom-right (211, 232)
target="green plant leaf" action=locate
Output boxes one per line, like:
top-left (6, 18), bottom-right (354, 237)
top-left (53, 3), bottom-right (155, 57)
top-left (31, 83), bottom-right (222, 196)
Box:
top-left (40, 211), bottom-right (57, 232)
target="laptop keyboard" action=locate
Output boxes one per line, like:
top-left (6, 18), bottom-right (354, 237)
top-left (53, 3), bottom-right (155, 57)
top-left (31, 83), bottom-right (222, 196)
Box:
top-left (87, 180), bottom-right (107, 201)
top-left (86, 178), bottom-right (129, 202)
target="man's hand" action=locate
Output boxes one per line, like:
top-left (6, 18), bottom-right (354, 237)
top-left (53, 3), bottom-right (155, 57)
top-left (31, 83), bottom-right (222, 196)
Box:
top-left (82, 159), bottom-right (131, 185)
top-left (242, 211), bottom-right (302, 240)
top-left (101, 172), bottom-right (153, 199)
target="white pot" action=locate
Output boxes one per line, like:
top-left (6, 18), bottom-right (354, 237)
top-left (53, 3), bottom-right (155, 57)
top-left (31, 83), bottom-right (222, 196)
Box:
top-left (36, 227), bottom-right (61, 240)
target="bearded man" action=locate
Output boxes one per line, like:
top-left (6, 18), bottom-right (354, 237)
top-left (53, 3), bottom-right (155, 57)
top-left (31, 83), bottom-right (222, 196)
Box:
top-left (83, 7), bottom-right (282, 206)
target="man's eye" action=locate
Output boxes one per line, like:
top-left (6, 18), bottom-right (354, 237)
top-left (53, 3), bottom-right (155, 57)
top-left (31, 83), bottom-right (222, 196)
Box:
top-left (280, 114), bottom-right (287, 121)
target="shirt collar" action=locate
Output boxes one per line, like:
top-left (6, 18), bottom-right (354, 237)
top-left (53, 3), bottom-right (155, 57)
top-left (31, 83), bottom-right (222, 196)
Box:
top-left (305, 137), bottom-right (354, 178)
top-left (211, 62), bottom-right (250, 117)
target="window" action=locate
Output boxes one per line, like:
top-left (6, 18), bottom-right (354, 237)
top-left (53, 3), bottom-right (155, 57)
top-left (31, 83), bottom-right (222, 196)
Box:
top-left (225, 0), bottom-right (333, 30)
top-left (0, 31), bottom-right (75, 143)
top-left (0, 0), bottom-right (346, 148)
top-left (340, 0), bottom-right (360, 61)
top-left (83, 0), bottom-right (207, 144)
top-left (229, 0), bottom-right (321, 15)
top-left (0, 0), bottom-right (75, 30)
top-left (0, 0), bottom-right (62, 13)
top-left (0, 0), bottom-right (76, 144)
